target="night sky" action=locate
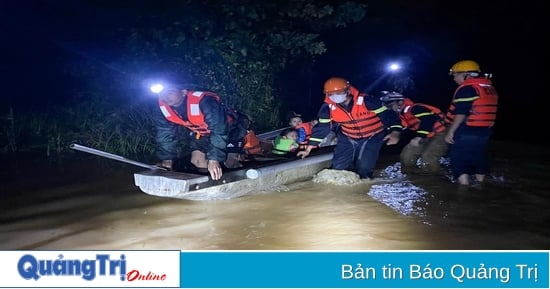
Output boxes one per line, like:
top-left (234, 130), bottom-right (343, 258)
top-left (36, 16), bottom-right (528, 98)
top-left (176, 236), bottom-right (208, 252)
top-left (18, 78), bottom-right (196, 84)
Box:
top-left (0, 0), bottom-right (545, 143)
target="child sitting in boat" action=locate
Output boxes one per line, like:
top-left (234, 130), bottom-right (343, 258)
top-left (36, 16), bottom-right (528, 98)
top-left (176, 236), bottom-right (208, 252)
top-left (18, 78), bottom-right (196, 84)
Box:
top-left (271, 128), bottom-right (300, 155)
top-left (286, 111), bottom-right (318, 148)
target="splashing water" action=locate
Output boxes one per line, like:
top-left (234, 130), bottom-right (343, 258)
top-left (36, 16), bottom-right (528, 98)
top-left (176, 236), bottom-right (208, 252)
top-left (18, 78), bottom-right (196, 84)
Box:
top-left (379, 162), bottom-right (407, 179)
top-left (368, 162), bottom-right (427, 218)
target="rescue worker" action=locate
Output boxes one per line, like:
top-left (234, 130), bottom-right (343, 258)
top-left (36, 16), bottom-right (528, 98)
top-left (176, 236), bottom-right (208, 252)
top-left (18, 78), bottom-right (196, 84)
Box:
top-left (379, 91), bottom-right (448, 174)
top-left (154, 85), bottom-right (247, 180)
top-left (445, 60), bottom-right (498, 185)
top-left (298, 77), bottom-right (402, 179)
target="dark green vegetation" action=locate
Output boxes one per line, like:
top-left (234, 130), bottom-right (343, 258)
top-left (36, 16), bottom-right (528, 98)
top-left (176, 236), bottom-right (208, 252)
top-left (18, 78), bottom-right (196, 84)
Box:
top-left (0, 0), bottom-right (367, 159)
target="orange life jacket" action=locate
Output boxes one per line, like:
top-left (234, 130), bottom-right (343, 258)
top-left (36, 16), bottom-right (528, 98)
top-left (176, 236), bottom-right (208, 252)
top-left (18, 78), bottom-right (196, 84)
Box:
top-left (325, 86), bottom-right (384, 139)
top-left (295, 122), bottom-right (313, 145)
top-left (400, 98), bottom-right (446, 138)
top-left (243, 130), bottom-right (263, 155)
top-left (158, 90), bottom-right (220, 136)
top-left (445, 78), bottom-right (498, 127)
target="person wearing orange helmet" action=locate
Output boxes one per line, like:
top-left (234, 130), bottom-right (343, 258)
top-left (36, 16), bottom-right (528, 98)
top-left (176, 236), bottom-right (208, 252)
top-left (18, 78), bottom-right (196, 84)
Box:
top-left (380, 91), bottom-right (448, 174)
top-left (298, 77), bottom-right (402, 179)
top-left (445, 60), bottom-right (498, 186)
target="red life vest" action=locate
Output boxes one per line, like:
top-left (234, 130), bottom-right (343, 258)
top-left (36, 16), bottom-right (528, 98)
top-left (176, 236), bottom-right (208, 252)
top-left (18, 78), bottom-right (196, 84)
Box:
top-left (243, 130), bottom-right (263, 155)
top-left (445, 78), bottom-right (498, 127)
top-left (400, 98), bottom-right (446, 138)
top-left (295, 122), bottom-right (313, 145)
top-left (158, 90), bottom-right (220, 136)
top-left (325, 86), bottom-right (384, 139)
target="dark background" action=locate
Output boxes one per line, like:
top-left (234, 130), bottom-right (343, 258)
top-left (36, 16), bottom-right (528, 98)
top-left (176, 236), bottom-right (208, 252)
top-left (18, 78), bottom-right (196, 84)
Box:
top-left (0, 0), bottom-right (545, 143)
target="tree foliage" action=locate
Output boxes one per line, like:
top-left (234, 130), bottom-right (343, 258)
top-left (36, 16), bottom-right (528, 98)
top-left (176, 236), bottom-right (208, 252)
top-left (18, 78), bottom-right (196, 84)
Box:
top-left (1, 0), bottom-right (368, 156)
top-left (120, 0), bottom-right (366, 130)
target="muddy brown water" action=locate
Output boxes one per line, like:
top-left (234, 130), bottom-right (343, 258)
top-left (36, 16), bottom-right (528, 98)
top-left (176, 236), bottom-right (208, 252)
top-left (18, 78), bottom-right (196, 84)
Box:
top-left (1, 140), bottom-right (549, 250)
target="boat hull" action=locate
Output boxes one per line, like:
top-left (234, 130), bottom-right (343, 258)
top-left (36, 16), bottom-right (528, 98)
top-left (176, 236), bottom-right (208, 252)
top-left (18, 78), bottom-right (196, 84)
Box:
top-left (134, 152), bottom-right (333, 201)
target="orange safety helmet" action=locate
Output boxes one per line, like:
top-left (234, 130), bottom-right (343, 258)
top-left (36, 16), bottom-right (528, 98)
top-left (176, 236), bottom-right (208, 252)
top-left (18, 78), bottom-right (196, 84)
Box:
top-left (449, 60), bottom-right (481, 75)
top-left (323, 77), bottom-right (349, 94)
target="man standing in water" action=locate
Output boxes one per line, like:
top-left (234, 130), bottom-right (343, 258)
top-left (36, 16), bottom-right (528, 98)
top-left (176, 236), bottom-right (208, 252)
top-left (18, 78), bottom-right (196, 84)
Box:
top-left (445, 60), bottom-right (498, 186)
top-left (298, 77), bottom-right (401, 179)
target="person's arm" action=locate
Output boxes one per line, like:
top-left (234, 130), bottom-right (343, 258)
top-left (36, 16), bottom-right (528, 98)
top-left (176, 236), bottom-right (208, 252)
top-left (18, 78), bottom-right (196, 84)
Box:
top-left (200, 95), bottom-right (229, 162)
top-left (365, 95), bottom-right (401, 145)
top-left (445, 86), bottom-right (476, 144)
top-left (200, 95), bottom-right (230, 180)
top-left (154, 107), bottom-right (179, 169)
top-left (412, 105), bottom-right (439, 137)
top-left (406, 105), bottom-right (439, 146)
top-left (297, 104), bottom-right (331, 158)
top-left (307, 103), bottom-right (332, 146)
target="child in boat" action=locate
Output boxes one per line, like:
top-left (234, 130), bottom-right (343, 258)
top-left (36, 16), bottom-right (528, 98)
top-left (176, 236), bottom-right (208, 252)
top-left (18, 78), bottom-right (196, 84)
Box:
top-left (271, 128), bottom-right (300, 155)
top-left (286, 111), bottom-right (318, 147)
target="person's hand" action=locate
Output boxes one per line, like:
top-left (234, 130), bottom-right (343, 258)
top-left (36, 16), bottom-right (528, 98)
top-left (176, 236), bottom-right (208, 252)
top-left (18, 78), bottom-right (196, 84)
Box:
top-left (296, 150), bottom-right (310, 158)
top-left (296, 145), bottom-right (315, 158)
top-left (445, 132), bottom-right (454, 144)
top-left (409, 137), bottom-right (421, 147)
top-left (384, 131), bottom-right (400, 145)
top-left (157, 159), bottom-right (173, 170)
top-left (207, 160), bottom-right (223, 180)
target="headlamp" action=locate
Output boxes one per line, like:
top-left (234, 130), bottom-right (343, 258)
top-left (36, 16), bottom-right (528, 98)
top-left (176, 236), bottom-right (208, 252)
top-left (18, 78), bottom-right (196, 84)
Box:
top-left (387, 62), bottom-right (401, 72)
top-left (150, 84), bottom-right (165, 94)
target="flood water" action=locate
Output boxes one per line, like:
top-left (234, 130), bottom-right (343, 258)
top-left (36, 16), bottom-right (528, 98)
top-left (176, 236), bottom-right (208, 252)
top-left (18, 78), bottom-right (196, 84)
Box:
top-left (1, 140), bottom-right (549, 250)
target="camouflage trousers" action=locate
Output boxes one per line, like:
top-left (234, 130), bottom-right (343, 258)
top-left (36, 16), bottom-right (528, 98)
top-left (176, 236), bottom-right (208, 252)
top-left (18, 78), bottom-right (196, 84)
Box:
top-left (400, 132), bottom-right (448, 174)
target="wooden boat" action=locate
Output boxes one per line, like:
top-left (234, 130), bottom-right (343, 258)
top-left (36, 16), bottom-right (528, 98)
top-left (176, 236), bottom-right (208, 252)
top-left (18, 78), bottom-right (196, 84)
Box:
top-left (71, 128), bottom-right (335, 201)
top-left (133, 129), bottom-right (334, 200)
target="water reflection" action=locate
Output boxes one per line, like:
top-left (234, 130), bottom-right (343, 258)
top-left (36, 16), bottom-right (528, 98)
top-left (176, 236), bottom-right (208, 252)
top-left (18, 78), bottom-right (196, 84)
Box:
top-left (0, 141), bottom-right (549, 250)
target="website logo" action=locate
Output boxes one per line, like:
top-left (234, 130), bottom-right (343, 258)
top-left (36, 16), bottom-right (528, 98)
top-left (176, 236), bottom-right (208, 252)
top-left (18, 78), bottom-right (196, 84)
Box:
top-left (1, 250), bottom-right (180, 288)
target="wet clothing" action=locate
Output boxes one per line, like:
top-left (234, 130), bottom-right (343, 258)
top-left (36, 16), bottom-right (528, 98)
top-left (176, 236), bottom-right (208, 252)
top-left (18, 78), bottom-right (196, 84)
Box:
top-left (309, 85), bottom-right (402, 179)
top-left (399, 99), bottom-right (448, 174)
top-left (331, 129), bottom-right (386, 179)
top-left (446, 78), bottom-right (498, 179)
top-left (401, 99), bottom-right (445, 138)
top-left (400, 132), bottom-right (448, 174)
top-left (448, 126), bottom-right (492, 179)
top-left (155, 90), bottom-right (246, 163)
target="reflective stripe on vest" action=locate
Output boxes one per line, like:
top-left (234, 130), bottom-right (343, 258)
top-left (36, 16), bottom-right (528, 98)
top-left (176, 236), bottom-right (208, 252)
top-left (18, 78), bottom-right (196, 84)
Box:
top-left (466, 82), bottom-right (498, 127)
top-left (326, 88), bottom-right (384, 139)
top-left (158, 91), bottom-right (221, 135)
top-left (401, 103), bottom-right (446, 138)
top-left (445, 78), bottom-right (498, 127)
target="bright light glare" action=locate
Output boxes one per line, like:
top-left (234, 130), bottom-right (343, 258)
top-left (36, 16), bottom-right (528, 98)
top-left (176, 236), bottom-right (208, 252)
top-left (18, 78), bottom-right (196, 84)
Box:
top-left (388, 63), bottom-right (401, 72)
top-left (150, 84), bottom-right (164, 93)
